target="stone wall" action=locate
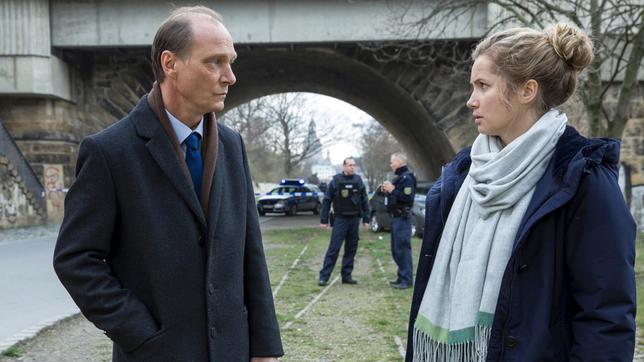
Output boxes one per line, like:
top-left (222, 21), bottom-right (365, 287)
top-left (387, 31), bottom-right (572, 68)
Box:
top-left (632, 186), bottom-right (644, 231)
top-left (0, 98), bottom-right (82, 188)
top-left (621, 118), bottom-right (644, 185)
top-left (0, 49), bottom-right (153, 190)
top-left (623, 118), bottom-right (644, 230)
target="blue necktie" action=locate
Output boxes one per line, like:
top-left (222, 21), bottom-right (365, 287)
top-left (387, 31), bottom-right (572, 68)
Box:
top-left (184, 132), bottom-right (203, 199)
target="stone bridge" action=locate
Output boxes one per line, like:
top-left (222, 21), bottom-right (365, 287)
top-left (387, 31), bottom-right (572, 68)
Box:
top-left (0, 0), bottom-right (642, 226)
top-left (0, 0), bottom-right (490, 185)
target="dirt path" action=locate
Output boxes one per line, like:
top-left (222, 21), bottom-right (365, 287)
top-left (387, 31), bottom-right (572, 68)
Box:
top-left (276, 229), bottom-right (406, 361)
top-left (278, 238), bottom-right (406, 361)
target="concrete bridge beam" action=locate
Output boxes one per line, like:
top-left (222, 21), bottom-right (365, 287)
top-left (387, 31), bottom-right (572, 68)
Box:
top-left (0, 0), bottom-right (72, 100)
top-left (50, 0), bottom-right (487, 47)
top-left (0, 56), bottom-right (72, 101)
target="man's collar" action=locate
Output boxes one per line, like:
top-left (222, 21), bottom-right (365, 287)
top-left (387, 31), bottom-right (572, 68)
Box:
top-left (395, 165), bottom-right (408, 175)
top-left (165, 110), bottom-right (204, 144)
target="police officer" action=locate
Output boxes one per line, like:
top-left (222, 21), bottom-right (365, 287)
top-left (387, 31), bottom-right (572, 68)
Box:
top-left (318, 157), bottom-right (370, 286)
top-left (381, 152), bottom-right (416, 289)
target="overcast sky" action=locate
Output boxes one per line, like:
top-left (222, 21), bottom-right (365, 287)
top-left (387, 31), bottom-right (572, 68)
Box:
top-left (299, 92), bottom-right (373, 165)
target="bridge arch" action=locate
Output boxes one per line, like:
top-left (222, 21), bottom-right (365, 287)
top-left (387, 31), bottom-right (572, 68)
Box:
top-left (226, 45), bottom-right (456, 179)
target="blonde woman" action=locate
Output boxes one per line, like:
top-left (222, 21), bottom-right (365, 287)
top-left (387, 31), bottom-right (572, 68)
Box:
top-left (406, 23), bottom-right (636, 361)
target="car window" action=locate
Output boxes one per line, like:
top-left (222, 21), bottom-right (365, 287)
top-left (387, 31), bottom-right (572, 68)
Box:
top-left (269, 186), bottom-right (296, 194)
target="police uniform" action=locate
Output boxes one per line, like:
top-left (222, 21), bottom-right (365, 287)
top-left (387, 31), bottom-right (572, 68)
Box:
top-left (386, 165), bottom-right (416, 287)
top-left (319, 172), bottom-right (370, 284)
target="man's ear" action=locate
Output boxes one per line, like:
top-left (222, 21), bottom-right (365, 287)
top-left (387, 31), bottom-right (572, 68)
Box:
top-left (160, 50), bottom-right (178, 80)
top-left (519, 79), bottom-right (539, 105)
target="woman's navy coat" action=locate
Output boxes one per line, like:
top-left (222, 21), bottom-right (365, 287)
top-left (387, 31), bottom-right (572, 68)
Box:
top-left (406, 126), bottom-right (636, 361)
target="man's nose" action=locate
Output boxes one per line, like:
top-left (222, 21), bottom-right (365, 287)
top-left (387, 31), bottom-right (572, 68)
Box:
top-left (222, 65), bottom-right (236, 86)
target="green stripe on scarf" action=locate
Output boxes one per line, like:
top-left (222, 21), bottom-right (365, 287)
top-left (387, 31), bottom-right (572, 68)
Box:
top-left (415, 312), bottom-right (495, 345)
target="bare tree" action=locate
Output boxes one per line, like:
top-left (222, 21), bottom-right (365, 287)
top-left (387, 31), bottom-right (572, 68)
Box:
top-left (364, 0), bottom-right (644, 138)
top-left (224, 93), bottom-right (348, 180)
top-left (219, 98), bottom-right (283, 182)
top-left (220, 97), bottom-right (272, 155)
top-left (359, 120), bottom-right (402, 190)
top-left (264, 93), bottom-right (339, 177)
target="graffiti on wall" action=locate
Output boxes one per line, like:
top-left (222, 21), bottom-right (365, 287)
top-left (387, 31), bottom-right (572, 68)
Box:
top-left (0, 163), bottom-right (17, 224)
top-left (44, 164), bottom-right (65, 220)
top-left (0, 160), bottom-right (33, 227)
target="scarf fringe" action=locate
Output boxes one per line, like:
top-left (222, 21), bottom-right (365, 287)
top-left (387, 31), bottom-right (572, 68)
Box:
top-left (413, 325), bottom-right (492, 362)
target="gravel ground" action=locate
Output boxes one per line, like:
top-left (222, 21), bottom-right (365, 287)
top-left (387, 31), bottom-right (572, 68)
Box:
top-left (0, 315), bottom-right (110, 362)
top-left (2, 313), bottom-right (643, 361)
top-left (1, 221), bottom-right (643, 361)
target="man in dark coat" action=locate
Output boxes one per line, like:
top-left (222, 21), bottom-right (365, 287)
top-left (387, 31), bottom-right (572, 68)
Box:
top-left (405, 127), bottom-right (636, 361)
top-left (382, 152), bottom-right (416, 289)
top-left (53, 6), bottom-right (283, 361)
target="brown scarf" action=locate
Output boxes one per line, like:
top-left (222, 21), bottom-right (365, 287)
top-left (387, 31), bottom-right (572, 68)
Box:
top-left (146, 82), bottom-right (219, 214)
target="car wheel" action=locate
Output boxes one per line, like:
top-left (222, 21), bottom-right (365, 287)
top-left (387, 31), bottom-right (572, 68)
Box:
top-left (370, 213), bottom-right (382, 233)
top-left (287, 204), bottom-right (297, 216)
top-left (258, 210), bottom-right (266, 216)
top-left (313, 202), bottom-right (321, 215)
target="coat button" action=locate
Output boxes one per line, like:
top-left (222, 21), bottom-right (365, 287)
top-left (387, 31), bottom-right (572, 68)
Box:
top-left (505, 336), bottom-right (518, 349)
top-left (208, 283), bottom-right (214, 295)
top-left (197, 235), bottom-right (204, 246)
top-left (518, 264), bottom-right (528, 274)
top-left (210, 327), bottom-right (217, 339)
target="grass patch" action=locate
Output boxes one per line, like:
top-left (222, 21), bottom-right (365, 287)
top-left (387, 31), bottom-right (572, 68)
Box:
top-left (263, 225), bottom-right (422, 360)
top-left (1, 346), bottom-right (22, 358)
top-left (362, 234), bottom-right (421, 339)
top-left (263, 228), bottom-right (330, 325)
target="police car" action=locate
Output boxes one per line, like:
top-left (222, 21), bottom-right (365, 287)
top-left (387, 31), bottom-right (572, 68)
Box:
top-left (368, 181), bottom-right (434, 236)
top-left (256, 179), bottom-right (323, 216)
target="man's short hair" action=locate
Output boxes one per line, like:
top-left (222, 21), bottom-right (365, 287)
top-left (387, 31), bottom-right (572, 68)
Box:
top-left (151, 6), bottom-right (224, 83)
top-left (391, 152), bottom-right (407, 164)
top-left (343, 157), bottom-right (356, 165)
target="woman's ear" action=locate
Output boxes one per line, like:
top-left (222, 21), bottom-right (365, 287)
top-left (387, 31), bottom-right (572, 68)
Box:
top-left (519, 79), bottom-right (539, 105)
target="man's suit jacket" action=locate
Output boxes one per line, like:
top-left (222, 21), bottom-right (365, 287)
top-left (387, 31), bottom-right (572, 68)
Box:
top-left (53, 87), bottom-right (283, 361)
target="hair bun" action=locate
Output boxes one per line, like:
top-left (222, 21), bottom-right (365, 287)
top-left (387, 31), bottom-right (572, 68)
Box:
top-left (545, 23), bottom-right (593, 72)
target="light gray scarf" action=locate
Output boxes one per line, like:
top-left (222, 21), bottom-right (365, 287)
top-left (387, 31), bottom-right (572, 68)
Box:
top-left (413, 109), bottom-right (567, 361)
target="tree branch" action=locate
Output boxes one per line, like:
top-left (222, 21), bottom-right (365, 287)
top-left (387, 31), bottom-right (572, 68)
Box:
top-left (611, 8), bottom-right (644, 137)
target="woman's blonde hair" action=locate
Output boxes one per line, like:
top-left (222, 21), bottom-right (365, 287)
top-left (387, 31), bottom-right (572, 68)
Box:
top-left (472, 23), bottom-right (593, 112)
